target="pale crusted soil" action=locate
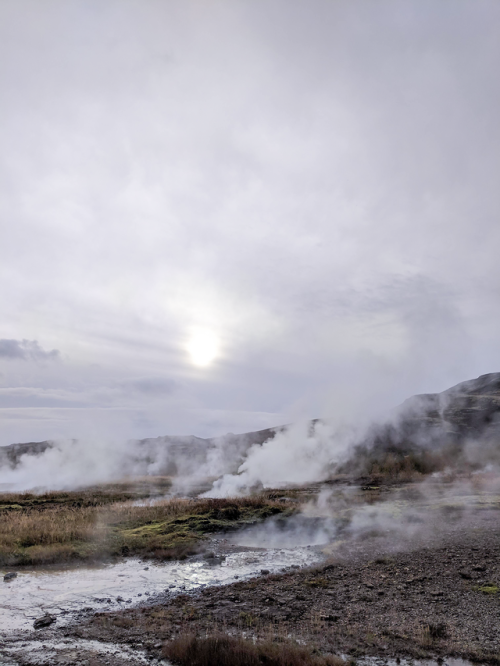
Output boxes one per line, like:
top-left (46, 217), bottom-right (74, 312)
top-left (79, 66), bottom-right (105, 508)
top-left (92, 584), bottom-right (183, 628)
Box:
top-left (5, 506), bottom-right (500, 665)
top-left (46, 507), bottom-right (500, 665)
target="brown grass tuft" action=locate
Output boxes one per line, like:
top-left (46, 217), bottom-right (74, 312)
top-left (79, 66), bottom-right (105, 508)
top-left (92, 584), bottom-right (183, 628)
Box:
top-left (0, 493), bottom-right (288, 566)
top-left (163, 633), bottom-right (344, 666)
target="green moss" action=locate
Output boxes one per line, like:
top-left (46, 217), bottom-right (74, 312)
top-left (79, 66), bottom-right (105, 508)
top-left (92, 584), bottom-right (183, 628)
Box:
top-left (304, 576), bottom-right (329, 588)
top-left (115, 504), bottom-right (290, 559)
top-left (0, 492), bottom-right (291, 566)
top-left (475, 584), bottom-right (499, 594)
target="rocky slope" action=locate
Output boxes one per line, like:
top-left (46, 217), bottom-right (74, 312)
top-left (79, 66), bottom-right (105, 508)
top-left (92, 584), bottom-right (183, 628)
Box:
top-left (340, 372), bottom-right (500, 479)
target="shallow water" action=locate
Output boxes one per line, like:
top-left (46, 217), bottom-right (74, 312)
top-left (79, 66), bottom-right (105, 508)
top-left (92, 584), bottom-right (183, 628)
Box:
top-left (0, 544), bottom-right (322, 635)
top-left (355, 658), bottom-right (477, 666)
top-left (1, 638), bottom-right (171, 665)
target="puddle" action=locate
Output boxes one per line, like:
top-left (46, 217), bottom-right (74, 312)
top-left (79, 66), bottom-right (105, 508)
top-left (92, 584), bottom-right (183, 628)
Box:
top-left (0, 638), bottom-right (170, 665)
top-left (355, 658), bottom-right (478, 666)
top-left (0, 543), bottom-right (322, 664)
top-left (0, 545), bottom-right (322, 635)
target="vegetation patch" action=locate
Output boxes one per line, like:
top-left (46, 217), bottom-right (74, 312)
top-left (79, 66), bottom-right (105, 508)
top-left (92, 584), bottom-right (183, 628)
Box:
top-left (0, 490), bottom-right (290, 566)
top-left (162, 633), bottom-right (344, 666)
top-left (475, 584), bottom-right (499, 594)
top-left (304, 576), bottom-right (329, 588)
top-left (0, 478), bottom-right (172, 510)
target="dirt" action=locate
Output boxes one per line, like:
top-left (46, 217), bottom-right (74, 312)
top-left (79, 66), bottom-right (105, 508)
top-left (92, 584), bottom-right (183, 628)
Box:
top-left (3, 489), bottom-right (500, 665)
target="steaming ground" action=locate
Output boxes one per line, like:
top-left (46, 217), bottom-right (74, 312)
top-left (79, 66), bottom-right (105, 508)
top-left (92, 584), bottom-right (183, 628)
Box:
top-left (3, 479), bottom-right (500, 665)
top-left (1, 373), bottom-right (500, 496)
top-left (2, 374), bottom-right (500, 663)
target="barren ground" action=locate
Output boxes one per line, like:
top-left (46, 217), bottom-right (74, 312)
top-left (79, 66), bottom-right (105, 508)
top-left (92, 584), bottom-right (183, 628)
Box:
top-left (3, 483), bottom-right (500, 666)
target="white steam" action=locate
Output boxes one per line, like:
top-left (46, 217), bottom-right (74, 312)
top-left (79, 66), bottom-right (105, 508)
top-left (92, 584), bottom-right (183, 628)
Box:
top-left (204, 420), bottom-right (354, 497)
top-left (0, 438), bottom-right (137, 492)
top-left (0, 419), bottom-right (360, 494)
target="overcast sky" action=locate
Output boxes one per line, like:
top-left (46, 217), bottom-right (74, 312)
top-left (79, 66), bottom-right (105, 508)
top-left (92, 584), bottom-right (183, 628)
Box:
top-left (0, 0), bottom-right (499, 446)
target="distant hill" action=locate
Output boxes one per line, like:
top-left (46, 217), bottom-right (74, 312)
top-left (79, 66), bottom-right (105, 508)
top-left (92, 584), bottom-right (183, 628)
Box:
top-left (338, 372), bottom-right (500, 480)
top-left (1, 373), bottom-right (499, 482)
top-left (0, 440), bottom-right (54, 468)
top-left (0, 426), bottom-right (284, 478)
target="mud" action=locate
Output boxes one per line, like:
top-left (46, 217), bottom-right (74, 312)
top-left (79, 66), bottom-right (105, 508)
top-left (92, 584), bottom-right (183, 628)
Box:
top-left (63, 496), bottom-right (500, 664)
top-left (0, 546), bottom-right (322, 633)
top-left (2, 484), bottom-right (500, 665)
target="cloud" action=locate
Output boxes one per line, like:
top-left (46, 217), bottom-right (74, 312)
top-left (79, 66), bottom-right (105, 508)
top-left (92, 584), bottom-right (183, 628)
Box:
top-left (0, 1), bottom-right (499, 446)
top-left (0, 339), bottom-right (59, 362)
top-left (124, 377), bottom-right (177, 396)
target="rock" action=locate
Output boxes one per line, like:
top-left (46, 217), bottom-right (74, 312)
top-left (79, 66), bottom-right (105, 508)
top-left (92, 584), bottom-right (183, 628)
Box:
top-left (34, 614), bottom-right (56, 629)
top-left (116, 596), bottom-right (124, 602)
top-left (261, 569), bottom-right (270, 575)
top-left (3, 572), bottom-right (17, 582)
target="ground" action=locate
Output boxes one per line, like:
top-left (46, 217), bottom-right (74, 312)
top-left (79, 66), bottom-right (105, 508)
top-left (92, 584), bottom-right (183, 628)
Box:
top-left (2, 482), bottom-right (500, 665)
top-left (50, 503), bottom-right (497, 665)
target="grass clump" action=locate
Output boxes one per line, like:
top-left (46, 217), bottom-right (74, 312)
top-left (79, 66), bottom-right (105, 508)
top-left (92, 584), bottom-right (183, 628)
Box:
top-left (475, 584), bottom-right (499, 594)
top-left (304, 576), bottom-right (329, 588)
top-left (0, 478), bottom-right (172, 510)
top-left (163, 633), bottom-right (344, 666)
top-left (0, 492), bottom-right (290, 566)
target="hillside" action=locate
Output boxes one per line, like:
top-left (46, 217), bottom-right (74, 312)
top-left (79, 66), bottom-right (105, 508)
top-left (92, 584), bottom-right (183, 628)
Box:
top-left (1, 373), bottom-right (499, 482)
top-left (339, 372), bottom-right (500, 479)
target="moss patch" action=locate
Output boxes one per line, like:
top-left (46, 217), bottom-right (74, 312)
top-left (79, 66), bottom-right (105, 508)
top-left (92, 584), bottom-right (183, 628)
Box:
top-left (475, 584), bottom-right (499, 594)
top-left (114, 503), bottom-right (288, 559)
top-left (0, 493), bottom-right (291, 566)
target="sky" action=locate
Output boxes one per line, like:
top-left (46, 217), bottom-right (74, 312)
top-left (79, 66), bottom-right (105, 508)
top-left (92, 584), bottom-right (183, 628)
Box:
top-left (0, 0), bottom-right (499, 447)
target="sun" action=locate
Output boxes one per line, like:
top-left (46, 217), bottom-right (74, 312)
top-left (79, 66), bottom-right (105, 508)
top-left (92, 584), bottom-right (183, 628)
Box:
top-left (186, 330), bottom-right (220, 367)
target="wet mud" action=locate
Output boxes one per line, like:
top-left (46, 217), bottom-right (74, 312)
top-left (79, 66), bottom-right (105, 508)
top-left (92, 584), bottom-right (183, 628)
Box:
top-left (2, 484), bottom-right (500, 665)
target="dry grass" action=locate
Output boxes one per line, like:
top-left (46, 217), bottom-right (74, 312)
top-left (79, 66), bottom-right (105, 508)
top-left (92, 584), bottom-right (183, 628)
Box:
top-left (0, 478), bottom-right (173, 508)
top-left (0, 493), bottom-right (288, 566)
top-left (163, 633), bottom-right (345, 666)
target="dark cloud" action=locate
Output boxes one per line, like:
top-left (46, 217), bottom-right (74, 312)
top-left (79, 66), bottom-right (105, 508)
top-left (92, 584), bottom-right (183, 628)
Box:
top-left (0, 339), bottom-right (60, 362)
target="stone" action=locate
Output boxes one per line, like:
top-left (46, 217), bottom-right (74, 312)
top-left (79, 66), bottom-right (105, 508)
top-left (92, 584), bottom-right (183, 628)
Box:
top-left (3, 572), bottom-right (17, 582)
top-left (34, 614), bottom-right (56, 629)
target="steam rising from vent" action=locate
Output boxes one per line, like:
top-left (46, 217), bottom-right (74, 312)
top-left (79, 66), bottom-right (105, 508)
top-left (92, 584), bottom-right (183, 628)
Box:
top-left (204, 420), bottom-right (354, 498)
top-left (0, 439), bottom-right (137, 492)
top-left (0, 421), bottom-right (357, 494)
top-left (1, 373), bottom-right (500, 494)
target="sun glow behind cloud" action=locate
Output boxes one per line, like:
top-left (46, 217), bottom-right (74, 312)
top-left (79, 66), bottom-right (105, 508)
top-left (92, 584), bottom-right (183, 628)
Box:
top-left (186, 329), bottom-right (220, 367)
